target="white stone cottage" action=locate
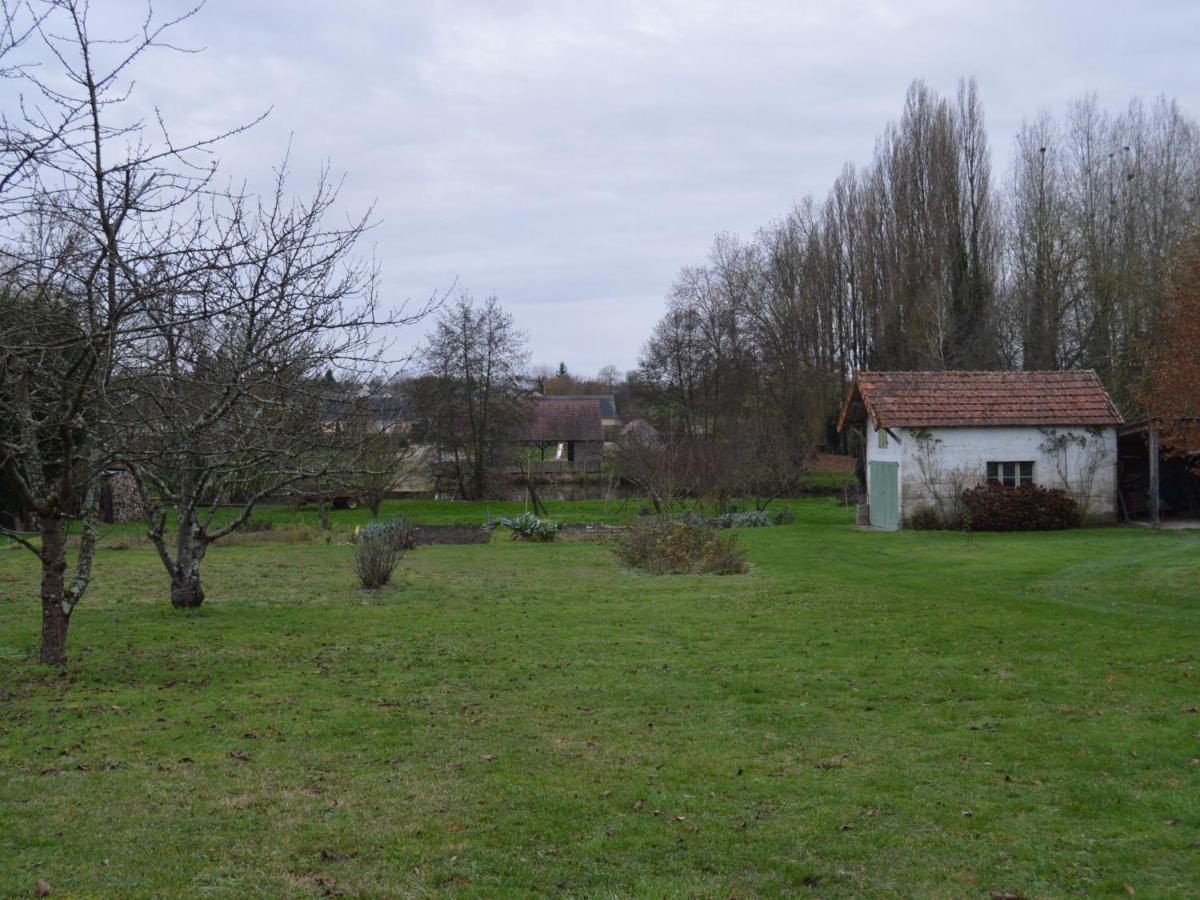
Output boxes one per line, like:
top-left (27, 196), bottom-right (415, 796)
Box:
top-left (837, 371), bottom-right (1124, 530)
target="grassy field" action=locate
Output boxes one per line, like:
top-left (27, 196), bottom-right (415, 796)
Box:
top-left (1, 499), bottom-right (1199, 897)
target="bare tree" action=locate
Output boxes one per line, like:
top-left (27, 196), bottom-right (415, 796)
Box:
top-left (414, 293), bottom-right (529, 499)
top-left (120, 165), bottom-right (430, 608)
top-left (0, 0), bottom-right (263, 663)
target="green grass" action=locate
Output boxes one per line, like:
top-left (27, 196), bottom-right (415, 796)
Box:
top-left (1, 500), bottom-right (1198, 897)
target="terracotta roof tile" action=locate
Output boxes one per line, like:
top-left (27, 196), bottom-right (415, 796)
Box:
top-left (838, 370), bottom-right (1123, 430)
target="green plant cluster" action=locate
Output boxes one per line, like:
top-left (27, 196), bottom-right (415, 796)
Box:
top-left (679, 509), bottom-right (776, 529)
top-left (507, 512), bottom-right (563, 542)
top-left (613, 520), bottom-right (748, 575)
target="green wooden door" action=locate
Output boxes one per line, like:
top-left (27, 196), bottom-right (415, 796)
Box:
top-left (869, 461), bottom-right (900, 530)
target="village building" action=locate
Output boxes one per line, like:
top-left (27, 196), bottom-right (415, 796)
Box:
top-left (520, 397), bottom-right (606, 470)
top-left (838, 370), bottom-right (1124, 530)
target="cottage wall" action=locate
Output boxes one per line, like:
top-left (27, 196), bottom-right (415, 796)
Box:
top-left (889, 425), bottom-right (1118, 525)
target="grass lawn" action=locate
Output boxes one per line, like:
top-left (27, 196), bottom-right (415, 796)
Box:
top-left (1, 500), bottom-right (1199, 897)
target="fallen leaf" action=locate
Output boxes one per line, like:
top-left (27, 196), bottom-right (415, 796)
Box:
top-left (837, 823), bottom-right (853, 831)
top-left (962, 809), bottom-right (973, 818)
top-left (481, 754), bottom-right (496, 762)
top-left (1183, 707), bottom-right (1199, 714)
top-left (36, 880), bottom-right (52, 897)
top-left (1165, 818), bottom-right (1180, 826)
top-left (633, 800), bottom-right (643, 811)
top-left (1125, 885), bottom-right (1135, 896)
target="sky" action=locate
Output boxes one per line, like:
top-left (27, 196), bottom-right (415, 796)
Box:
top-left (37, 0), bottom-right (1200, 374)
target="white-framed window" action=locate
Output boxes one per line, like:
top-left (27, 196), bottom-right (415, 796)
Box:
top-left (986, 460), bottom-right (1034, 487)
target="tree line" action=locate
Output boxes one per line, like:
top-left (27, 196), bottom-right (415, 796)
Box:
top-left (635, 79), bottom-right (1200, 444)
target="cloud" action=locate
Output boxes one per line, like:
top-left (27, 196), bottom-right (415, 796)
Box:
top-left (12, 0), bottom-right (1200, 374)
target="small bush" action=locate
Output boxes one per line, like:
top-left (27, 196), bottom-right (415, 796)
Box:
top-left (507, 512), bottom-right (563, 542)
top-left (354, 517), bottom-right (412, 588)
top-left (772, 506), bottom-right (795, 525)
top-left (906, 503), bottom-right (945, 530)
top-left (612, 520), bottom-right (748, 575)
top-left (961, 483), bottom-right (1081, 532)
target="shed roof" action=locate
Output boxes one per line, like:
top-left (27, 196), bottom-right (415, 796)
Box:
top-left (837, 370), bottom-right (1124, 431)
top-left (524, 398), bottom-right (604, 442)
top-left (541, 393), bottom-right (618, 419)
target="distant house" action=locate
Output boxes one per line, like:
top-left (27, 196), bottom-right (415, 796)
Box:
top-left (522, 397), bottom-right (605, 465)
top-left (321, 386), bottom-right (413, 435)
top-left (540, 393), bottom-right (619, 427)
top-left (619, 417), bottom-right (660, 446)
top-left (838, 370), bottom-right (1124, 530)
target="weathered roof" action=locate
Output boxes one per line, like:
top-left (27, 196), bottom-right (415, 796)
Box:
top-left (837, 370), bottom-right (1124, 430)
top-left (541, 393), bottom-right (618, 420)
top-left (524, 398), bottom-right (604, 442)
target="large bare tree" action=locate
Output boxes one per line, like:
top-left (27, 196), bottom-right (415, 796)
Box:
top-left (0, 0), bottom-right (262, 663)
top-left (119, 164), bottom-right (431, 608)
top-left (413, 292), bottom-right (529, 500)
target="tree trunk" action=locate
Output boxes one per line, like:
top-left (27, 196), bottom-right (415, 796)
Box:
top-left (170, 529), bottom-right (208, 608)
top-left (170, 571), bottom-right (205, 608)
top-left (39, 515), bottom-right (70, 666)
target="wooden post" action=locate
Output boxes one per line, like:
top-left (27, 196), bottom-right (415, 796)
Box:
top-left (1148, 423), bottom-right (1160, 528)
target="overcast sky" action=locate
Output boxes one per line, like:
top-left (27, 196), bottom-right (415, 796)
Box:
top-left (70, 1), bottom-right (1200, 374)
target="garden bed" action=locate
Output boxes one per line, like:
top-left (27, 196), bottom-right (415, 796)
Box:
top-left (410, 524), bottom-right (493, 545)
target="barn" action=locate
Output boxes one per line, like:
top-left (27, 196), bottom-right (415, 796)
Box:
top-left (837, 370), bottom-right (1124, 530)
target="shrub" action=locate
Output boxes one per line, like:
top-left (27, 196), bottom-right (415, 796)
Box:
top-left (772, 506), bottom-right (795, 525)
top-left (960, 482), bottom-right (1081, 532)
top-left (507, 512), bottom-right (563, 542)
top-left (612, 520), bottom-right (748, 575)
top-left (906, 503), bottom-right (945, 530)
top-left (241, 516), bottom-right (276, 533)
top-left (354, 517), bottom-right (412, 588)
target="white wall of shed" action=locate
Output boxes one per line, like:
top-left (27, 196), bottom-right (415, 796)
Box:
top-left (894, 425), bottom-right (1118, 524)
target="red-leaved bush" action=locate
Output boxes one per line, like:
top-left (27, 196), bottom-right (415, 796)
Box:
top-left (960, 482), bottom-right (1081, 532)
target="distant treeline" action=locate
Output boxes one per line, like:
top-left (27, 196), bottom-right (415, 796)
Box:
top-left (633, 79), bottom-right (1200, 445)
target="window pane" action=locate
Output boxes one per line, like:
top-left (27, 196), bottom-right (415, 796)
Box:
top-left (1019, 461), bottom-right (1034, 485)
top-left (987, 461), bottom-right (998, 482)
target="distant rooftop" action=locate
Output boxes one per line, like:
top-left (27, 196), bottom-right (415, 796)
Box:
top-left (541, 393), bottom-right (618, 420)
top-left (524, 398), bottom-right (604, 442)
